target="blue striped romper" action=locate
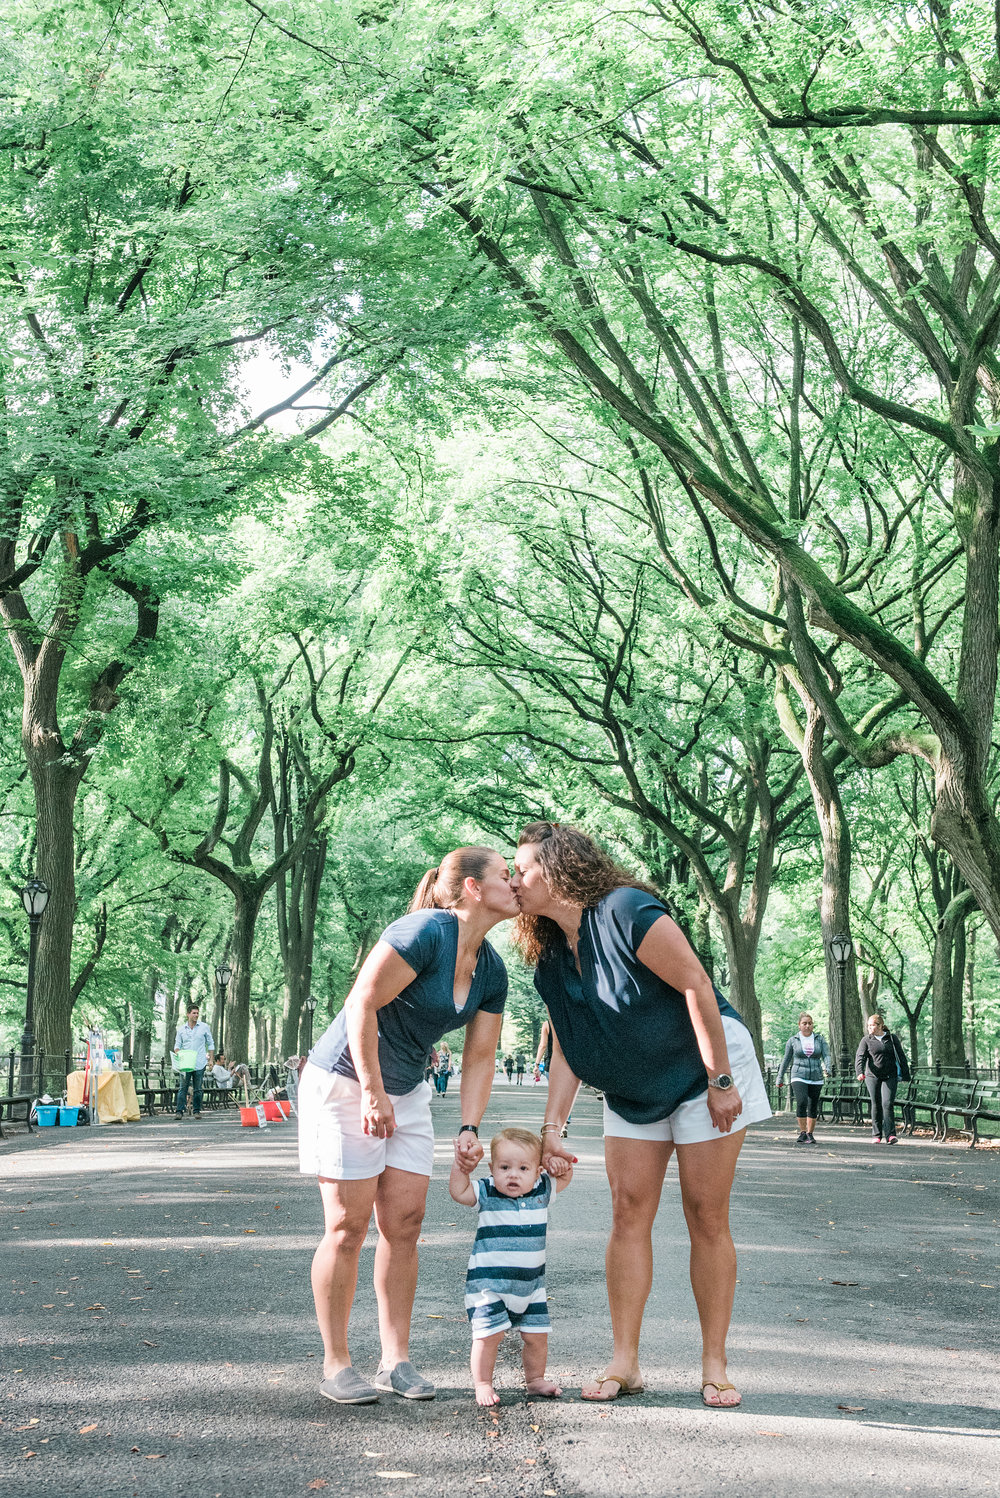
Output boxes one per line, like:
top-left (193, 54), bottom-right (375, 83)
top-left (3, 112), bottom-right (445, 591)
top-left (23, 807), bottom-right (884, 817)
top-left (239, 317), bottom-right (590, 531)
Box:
top-left (465, 1174), bottom-right (552, 1339)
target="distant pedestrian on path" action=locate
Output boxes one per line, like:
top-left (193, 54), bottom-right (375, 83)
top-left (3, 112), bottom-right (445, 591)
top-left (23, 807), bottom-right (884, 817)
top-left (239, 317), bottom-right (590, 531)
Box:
top-left (450, 1126), bottom-right (573, 1406)
top-left (435, 1047), bottom-right (452, 1095)
top-left (504, 1054), bottom-right (514, 1082)
top-left (856, 1013), bottom-right (910, 1144)
top-left (297, 846), bottom-right (516, 1406)
top-left (776, 1014), bottom-right (831, 1144)
top-left (515, 1052), bottom-right (526, 1085)
top-left (172, 1004), bottom-right (214, 1121)
top-left (512, 821), bottom-right (771, 1409)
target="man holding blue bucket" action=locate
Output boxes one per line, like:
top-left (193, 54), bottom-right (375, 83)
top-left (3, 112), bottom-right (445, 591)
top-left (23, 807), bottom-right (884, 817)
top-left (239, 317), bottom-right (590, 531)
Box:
top-left (173, 1004), bottom-right (215, 1121)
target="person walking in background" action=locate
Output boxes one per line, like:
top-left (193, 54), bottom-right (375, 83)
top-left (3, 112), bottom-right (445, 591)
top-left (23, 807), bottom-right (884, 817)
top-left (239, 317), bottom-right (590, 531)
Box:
top-left (515, 1052), bottom-right (526, 1085)
top-left (172, 1003), bottom-right (215, 1121)
top-left (504, 1054), bottom-right (514, 1082)
top-left (436, 1046), bottom-right (453, 1095)
top-left (775, 1014), bottom-right (831, 1145)
top-left (856, 1013), bottom-right (911, 1144)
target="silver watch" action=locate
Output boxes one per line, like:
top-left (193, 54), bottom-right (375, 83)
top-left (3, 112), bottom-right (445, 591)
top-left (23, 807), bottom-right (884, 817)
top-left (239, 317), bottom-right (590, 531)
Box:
top-left (707, 1073), bottom-right (734, 1090)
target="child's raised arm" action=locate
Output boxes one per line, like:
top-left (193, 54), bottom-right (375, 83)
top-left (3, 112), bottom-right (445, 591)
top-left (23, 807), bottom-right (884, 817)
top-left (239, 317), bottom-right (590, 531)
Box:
top-left (449, 1144), bottom-right (479, 1206)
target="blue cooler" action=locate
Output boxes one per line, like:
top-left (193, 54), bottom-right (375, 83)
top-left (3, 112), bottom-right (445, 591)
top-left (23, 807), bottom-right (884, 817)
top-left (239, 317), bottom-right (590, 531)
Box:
top-left (35, 1104), bottom-right (59, 1127)
top-left (58, 1106), bottom-right (80, 1126)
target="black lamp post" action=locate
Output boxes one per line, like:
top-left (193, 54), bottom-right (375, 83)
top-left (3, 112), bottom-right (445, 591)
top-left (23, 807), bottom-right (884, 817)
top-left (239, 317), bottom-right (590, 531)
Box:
top-left (829, 933), bottom-right (853, 1077)
top-left (19, 877), bottom-right (50, 1092)
top-left (304, 995), bottom-right (318, 1053)
top-left (215, 962), bottom-right (232, 1052)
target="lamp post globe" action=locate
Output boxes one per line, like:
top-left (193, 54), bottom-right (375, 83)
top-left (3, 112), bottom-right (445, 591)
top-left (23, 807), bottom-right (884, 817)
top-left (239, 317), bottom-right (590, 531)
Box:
top-left (18, 876), bottom-right (50, 1093)
top-left (214, 963), bottom-right (232, 1053)
top-left (304, 995), bottom-right (318, 1051)
top-left (829, 933), bottom-right (853, 1077)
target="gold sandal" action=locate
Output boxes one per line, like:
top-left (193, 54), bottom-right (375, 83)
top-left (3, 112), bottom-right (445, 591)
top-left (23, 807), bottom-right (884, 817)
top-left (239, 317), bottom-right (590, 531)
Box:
top-left (581, 1370), bottom-right (645, 1401)
top-left (702, 1379), bottom-right (741, 1408)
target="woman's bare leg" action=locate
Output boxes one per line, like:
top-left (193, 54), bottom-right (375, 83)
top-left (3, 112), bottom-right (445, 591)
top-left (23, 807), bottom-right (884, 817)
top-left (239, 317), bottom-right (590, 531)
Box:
top-left (313, 1176), bottom-right (379, 1378)
top-left (372, 1166), bottom-right (430, 1368)
top-left (581, 1136), bottom-right (672, 1400)
top-left (675, 1129), bottom-right (746, 1405)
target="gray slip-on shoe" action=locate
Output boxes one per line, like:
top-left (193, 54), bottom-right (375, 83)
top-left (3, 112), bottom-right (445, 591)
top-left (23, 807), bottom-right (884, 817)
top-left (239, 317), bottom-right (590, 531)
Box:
top-left (320, 1367), bottom-right (379, 1405)
top-left (373, 1360), bottom-right (436, 1400)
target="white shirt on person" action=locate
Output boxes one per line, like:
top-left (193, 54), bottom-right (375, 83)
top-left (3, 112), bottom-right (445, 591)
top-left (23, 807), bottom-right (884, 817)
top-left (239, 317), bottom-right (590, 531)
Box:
top-left (174, 1021), bottom-right (214, 1070)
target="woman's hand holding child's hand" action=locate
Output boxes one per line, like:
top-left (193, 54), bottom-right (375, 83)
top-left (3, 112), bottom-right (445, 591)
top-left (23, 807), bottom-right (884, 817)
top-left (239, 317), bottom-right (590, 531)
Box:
top-left (454, 1132), bottom-right (483, 1171)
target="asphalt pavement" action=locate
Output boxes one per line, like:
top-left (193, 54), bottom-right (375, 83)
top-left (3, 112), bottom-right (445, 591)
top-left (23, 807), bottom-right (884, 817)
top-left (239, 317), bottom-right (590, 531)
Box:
top-left (2, 1081), bottom-right (998, 1498)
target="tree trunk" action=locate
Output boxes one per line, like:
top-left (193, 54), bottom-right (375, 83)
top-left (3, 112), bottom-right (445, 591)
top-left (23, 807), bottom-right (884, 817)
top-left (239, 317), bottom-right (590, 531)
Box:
top-left (965, 925), bottom-right (978, 1069)
top-left (716, 910), bottom-right (763, 1060)
top-left (932, 889), bottom-right (974, 1068)
top-left (796, 701), bottom-right (864, 1072)
top-left (278, 835), bottom-right (327, 1056)
top-left (225, 884), bottom-right (265, 1064)
top-left (26, 745), bottom-right (86, 1055)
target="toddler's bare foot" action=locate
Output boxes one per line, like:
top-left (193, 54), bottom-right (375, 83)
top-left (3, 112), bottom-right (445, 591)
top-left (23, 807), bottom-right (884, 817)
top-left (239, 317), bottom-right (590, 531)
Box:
top-left (525, 1377), bottom-right (563, 1398)
top-left (475, 1382), bottom-right (500, 1407)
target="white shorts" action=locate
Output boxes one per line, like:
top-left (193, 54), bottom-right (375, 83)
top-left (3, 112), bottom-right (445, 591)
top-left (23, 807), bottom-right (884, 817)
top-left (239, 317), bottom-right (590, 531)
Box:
top-left (604, 1016), bottom-right (772, 1145)
top-left (297, 1061), bottom-right (435, 1180)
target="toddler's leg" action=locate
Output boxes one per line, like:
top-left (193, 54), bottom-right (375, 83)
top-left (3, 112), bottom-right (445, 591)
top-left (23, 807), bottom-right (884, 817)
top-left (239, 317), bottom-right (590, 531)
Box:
top-left (471, 1331), bottom-right (504, 1407)
top-left (521, 1333), bottom-right (562, 1397)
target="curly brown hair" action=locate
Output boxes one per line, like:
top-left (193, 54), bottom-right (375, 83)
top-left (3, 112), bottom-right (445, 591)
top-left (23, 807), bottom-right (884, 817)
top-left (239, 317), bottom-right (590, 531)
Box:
top-left (513, 821), bottom-right (660, 965)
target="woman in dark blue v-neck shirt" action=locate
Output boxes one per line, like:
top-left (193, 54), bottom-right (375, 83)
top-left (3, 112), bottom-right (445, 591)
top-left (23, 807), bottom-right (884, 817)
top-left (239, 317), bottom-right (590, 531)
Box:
top-left (512, 822), bottom-right (771, 1409)
top-left (298, 846), bottom-right (517, 1406)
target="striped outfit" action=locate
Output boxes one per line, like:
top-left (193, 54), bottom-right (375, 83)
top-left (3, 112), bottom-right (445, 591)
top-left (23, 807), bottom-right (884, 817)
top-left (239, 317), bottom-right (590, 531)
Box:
top-left (465, 1174), bottom-right (552, 1339)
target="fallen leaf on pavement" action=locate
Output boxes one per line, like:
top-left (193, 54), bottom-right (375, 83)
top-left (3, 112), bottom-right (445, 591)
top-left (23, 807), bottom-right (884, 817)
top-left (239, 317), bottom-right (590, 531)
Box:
top-left (243, 1229), bottom-right (257, 1234)
top-left (544, 1490), bottom-right (557, 1496)
top-left (145, 1453), bottom-right (165, 1459)
top-left (363, 1452), bottom-right (385, 1458)
top-left (17, 1421), bottom-right (40, 1430)
top-left (307, 1482), bottom-right (328, 1491)
top-left (79, 1423), bottom-right (99, 1434)
top-left (131, 1446), bottom-right (140, 1453)
top-left (530, 1424), bottom-right (539, 1431)
top-left (23, 1451), bottom-right (36, 1459)
top-left (426, 1314), bottom-right (443, 1319)
top-left (525, 1458), bottom-right (537, 1465)
top-left (142, 1341), bottom-right (158, 1347)
top-left (837, 1405), bottom-right (865, 1412)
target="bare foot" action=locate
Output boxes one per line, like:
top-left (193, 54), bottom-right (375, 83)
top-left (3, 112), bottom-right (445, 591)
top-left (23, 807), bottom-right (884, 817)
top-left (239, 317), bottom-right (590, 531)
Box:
top-left (475, 1382), bottom-right (500, 1407)
top-left (580, 1367), bottom-right (643, 1401)
top-left (701, 1371), bottom-right (741, 1408)
top-left (525, 1377), bottom-right (563, 1398)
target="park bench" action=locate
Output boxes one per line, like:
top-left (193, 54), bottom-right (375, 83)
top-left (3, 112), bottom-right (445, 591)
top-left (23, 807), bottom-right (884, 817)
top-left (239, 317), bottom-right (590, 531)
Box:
top-left (820, 1075), bottom-right (866, 1125)
top-left (937, 1078), bottom-right (1000, 1147)
top-left (901, 1074), bottom-right (947, 1136)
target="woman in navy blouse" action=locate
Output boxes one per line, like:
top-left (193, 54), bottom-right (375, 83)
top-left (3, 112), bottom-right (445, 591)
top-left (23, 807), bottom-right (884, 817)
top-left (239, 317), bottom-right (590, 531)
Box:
top-left (298, 846), bottom-right (517, 1405)
top-left (512, 822), bottom-right (770, 1409)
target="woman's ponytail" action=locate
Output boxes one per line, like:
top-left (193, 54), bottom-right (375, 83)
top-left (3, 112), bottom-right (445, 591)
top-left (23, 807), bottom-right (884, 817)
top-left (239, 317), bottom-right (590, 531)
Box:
top-left (408, 848), bottom-right (497, 913)
top-left (409, 868), bottom-right (441, 912)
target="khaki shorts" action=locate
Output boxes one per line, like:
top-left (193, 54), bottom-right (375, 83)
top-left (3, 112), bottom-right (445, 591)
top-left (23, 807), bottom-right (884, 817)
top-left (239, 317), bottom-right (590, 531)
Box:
top-left (297, 1061), bottom-right (435, 1180)
top-left (603, 1016), bottom-right (772, 1145)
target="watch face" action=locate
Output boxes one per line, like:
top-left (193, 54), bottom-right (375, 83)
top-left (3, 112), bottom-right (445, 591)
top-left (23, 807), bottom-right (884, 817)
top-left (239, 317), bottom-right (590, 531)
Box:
top-left (711, 1074), bottom-right (733, 1089)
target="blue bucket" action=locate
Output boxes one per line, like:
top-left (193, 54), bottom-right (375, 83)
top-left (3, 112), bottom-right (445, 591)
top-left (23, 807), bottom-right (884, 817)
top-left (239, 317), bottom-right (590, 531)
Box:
top-left (35, 1105), bottom-right (59, 1127)
top-left (58, 1106), bottom-right (80, 1127)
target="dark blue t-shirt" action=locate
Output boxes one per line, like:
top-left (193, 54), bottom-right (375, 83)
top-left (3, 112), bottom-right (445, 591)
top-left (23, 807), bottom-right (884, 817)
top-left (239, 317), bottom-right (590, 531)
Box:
top-left (309, 908), bottom-right (508, 1095)
top-left (532, 886), bottom-right (743, 1124)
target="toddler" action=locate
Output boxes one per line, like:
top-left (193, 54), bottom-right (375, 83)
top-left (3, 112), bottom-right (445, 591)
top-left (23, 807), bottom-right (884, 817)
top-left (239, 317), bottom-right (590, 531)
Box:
top-left (449, 1126), bottom-right (573, 1406)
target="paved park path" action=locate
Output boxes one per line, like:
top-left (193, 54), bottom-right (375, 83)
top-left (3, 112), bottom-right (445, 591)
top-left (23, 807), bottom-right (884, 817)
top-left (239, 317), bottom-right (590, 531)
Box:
top-left (2, 1083), bottom-right (998, 1498)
